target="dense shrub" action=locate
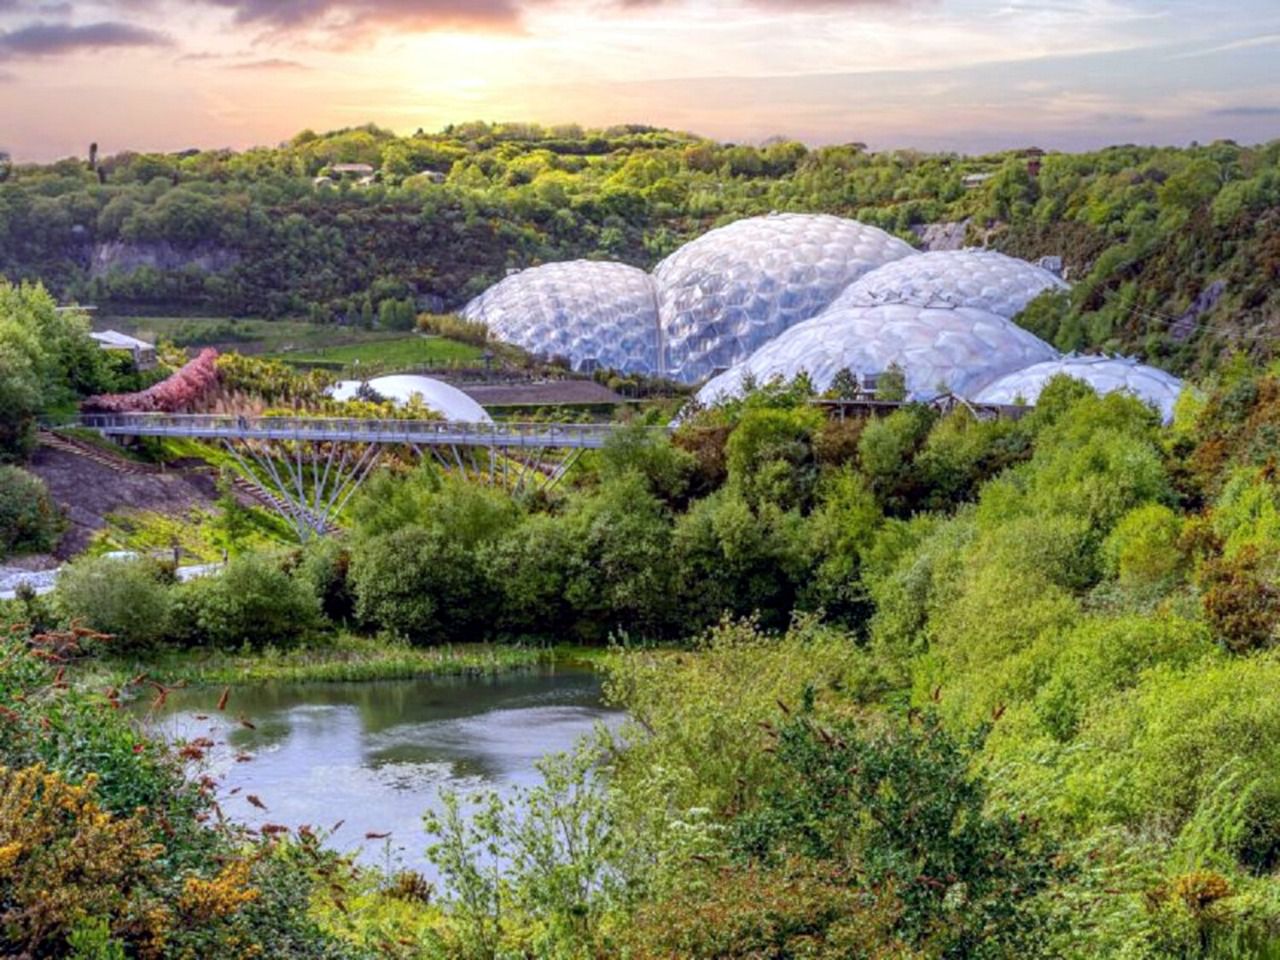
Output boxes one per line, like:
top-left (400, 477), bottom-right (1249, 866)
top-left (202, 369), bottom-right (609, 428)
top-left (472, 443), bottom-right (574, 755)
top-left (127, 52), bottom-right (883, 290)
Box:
top-left (0, 466), bottom-right (62, 555)
top-left (1199, 546), bottom-right (1280, 653)
top-left (1101, 502), bottom-right (1185, 588)
top-left (729, 710), bottom-right (1061, 957)
top-left (349, 476), bottom-right (515, 642)
top-left (0, 626), bottom-right (356, 959)
top-left (54, 555), bottom-right (172, 651)
top-left (297, 537), bottom-right (355, 623)
top-left (174, 552), bottom-right (320, 648)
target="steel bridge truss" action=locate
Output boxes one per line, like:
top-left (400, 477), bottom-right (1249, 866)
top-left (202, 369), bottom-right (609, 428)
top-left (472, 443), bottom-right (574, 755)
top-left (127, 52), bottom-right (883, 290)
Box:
top-left (223, 437), bottom-right (587, 540)
top-left (81, 414), bottom-right (615, 541)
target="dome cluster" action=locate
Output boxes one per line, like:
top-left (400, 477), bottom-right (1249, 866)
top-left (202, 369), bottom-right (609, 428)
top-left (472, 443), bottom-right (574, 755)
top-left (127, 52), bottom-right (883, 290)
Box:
top-left (652, 214), bottom-right (917, 382)
top-left (462, 216), bottom-right (1182, 420)
top-left (462, 213), bottom-right (913, 381)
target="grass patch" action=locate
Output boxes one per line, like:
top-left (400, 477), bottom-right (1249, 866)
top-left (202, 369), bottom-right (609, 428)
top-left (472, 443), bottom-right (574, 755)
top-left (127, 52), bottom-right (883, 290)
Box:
top-left (89, 505), bottom-right (293, 562)
top-left (100, 316), bottom-right (414, 355)
top-left (273, 335), bottom-right (482, 373)
top-left (86, 633), bottom-right (570, 686)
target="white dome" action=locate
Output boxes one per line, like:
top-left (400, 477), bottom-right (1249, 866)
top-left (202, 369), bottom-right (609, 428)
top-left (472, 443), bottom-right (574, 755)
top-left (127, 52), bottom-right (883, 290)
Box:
top-left (653, 213), bottom-right (917, 383)
top-left (697, 303), bottom-right (1058, 405)
top-left (331, 375), bottom-right (492, 423)
top-left (972, 355), bottom-right (1184, 423)
top-left (460, 261), bottom-right (659, 376)
top-left (829, 249), bottom-right (1067, 320)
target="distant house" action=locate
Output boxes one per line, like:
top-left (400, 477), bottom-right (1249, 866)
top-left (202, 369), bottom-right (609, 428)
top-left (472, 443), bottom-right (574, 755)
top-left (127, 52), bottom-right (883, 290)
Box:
top-left (418, 169), bottom-right (447, 184)
top-left (90, 330), bottom-right (157, 370)
top-left (331, 163), bottom-right (375, 177)
top-left (962, 172), bottom-right (994, 189)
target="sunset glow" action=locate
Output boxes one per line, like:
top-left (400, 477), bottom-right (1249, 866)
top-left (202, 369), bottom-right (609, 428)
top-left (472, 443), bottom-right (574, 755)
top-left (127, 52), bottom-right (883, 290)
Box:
top-left (1, 0), bottom-right (1278, 159)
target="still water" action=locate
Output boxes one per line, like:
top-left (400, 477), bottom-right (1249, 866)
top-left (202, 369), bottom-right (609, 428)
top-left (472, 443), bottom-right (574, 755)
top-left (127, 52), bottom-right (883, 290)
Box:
top-left (141, 667), bottom-right (620, 873)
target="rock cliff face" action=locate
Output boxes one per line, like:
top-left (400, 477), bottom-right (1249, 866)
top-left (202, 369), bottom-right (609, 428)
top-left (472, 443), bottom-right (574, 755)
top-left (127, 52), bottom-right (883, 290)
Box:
top-left (90, 241), bottom-right (239, 278)
top-left (911, 220), bottom-right (971, 252)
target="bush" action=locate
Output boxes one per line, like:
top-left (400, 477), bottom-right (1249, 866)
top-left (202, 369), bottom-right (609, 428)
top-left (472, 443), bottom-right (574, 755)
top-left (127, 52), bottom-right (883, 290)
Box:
top-left (349, 525), bottom-right (445, 640)
top-left (174, 552), bottom-right (320, 648)
top-left (857, 405), bottom-right (936, 512)
top-left (54, 555), bottom-right (172, 651)
top-left (0, 466), bottom-right (62, 555)
top-left (0, 626), bottom-right (353, 959)
top-left (1101, 502), bottom-right (1185, 588)
top-left (728, 709), bottom-right (1061, 957)
top-left (0, 764), bottom-right (169, 956)
top-left (349, 477), bottom-right (516, 642)
top-left (297, 537), bottom-right (354, 623)
top-left (1199, 546), bottom-right (1280, 653)
top-left (1061, 658), bottom-right (1280, 870)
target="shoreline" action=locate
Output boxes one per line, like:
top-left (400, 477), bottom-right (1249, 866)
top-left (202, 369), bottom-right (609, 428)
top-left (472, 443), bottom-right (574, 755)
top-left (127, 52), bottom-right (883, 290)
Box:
top-left (78, 633), bottom-right (609, 689)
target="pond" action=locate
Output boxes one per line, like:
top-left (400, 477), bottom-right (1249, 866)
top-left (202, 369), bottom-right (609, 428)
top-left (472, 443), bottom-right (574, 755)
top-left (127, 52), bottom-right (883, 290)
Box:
top-left (140, 667), bottom-right (620, 875)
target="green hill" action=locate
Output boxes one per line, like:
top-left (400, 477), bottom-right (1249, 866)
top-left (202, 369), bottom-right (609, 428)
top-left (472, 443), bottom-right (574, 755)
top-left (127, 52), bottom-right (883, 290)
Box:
top-left (2, 122), bottom-right (1277, 375)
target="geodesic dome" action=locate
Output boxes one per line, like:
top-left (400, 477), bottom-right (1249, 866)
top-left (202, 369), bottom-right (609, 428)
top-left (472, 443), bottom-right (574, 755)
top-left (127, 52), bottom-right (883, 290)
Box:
top-left (972, 355), bottom-right (1184, 423)
top-left (829, 249), bottom-right (1067, 320)
top-left (331, 375), bottom-right (492, 423)
top-left (460, 261), bottom-right (660, 375)
top-left (696, 303), bottom-right (1059, 405)
top-left (653, 213), bottom-right (917, 383)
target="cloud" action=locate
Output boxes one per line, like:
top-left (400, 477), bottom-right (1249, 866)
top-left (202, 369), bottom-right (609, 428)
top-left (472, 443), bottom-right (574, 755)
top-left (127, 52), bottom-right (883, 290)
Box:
top-left (225, 57), bottom-right (311, 70)
top-left (188, 0), bottom-right (913, 43)
top-left (0, 20), bottom-right (171, 57)
top-left (198, 0), bottom-right (525, 33)
top-left (1174, 32), bottom-right (1280, 59)
top-left (1211, 105), bottom-right (1280, 118)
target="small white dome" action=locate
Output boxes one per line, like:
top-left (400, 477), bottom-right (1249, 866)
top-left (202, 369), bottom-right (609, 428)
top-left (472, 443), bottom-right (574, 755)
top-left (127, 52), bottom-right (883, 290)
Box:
top-left (331, 375), bottom-right (491, 423)
top-left (461, 260), bottom-right (659, 376)
top-left (653, 213), bottom-right (917, 383)
top-left (829, 248), bottom-right (1067, 320)
top-left (697, 303), bottom-right (1059, 405)
top-left (972, 356), bottom-right (1184, 423)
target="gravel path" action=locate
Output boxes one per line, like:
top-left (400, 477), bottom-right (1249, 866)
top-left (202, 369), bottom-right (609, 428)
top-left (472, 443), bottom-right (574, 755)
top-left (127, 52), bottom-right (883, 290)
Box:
top-left (0, 561), bottom-right (222, 600)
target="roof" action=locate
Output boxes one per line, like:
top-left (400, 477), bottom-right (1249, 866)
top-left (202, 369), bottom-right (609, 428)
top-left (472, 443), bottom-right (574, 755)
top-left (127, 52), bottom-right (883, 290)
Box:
top-left (91, 330), bottom-right (154, 351)
top-left (459, 380), bottom-right (627, 407)
top-left (332, 163), bottom-right (374, 174)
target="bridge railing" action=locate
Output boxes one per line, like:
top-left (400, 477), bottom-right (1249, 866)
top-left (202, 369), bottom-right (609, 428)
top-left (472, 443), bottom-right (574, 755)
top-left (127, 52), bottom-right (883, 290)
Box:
top-left (78, 413), bottom-right (663, 449)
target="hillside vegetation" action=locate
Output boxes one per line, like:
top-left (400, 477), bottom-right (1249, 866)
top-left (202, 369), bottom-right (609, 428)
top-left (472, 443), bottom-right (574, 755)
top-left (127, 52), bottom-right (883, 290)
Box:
top-left (2, 123), bottom-right (1278, 375)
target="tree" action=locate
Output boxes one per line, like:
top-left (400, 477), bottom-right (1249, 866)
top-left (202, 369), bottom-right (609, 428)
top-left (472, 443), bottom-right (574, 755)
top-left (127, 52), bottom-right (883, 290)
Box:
top-left (0, 465), bottom-right (63, 555)
top-left (55, 556), bottom-right (173, 651)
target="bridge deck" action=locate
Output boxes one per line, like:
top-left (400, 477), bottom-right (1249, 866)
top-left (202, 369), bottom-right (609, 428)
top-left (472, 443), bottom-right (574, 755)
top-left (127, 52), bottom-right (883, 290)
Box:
top-left (79, 413), bottom-right (655, 450)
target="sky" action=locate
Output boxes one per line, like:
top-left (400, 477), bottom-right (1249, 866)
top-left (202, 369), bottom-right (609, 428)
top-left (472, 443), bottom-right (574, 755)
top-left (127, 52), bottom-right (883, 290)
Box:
top-left (1, 0), bottom-right (1278, 160)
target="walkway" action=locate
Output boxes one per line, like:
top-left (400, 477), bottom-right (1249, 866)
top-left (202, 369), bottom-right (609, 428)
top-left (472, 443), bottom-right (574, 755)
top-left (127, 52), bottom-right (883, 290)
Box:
top-left (78, 414), bottom-right (656, 449)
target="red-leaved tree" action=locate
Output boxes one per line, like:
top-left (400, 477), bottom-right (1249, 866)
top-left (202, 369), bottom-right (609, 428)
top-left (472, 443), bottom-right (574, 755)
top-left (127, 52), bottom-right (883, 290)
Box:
top-left (84, 349), bottom-right (221, 413)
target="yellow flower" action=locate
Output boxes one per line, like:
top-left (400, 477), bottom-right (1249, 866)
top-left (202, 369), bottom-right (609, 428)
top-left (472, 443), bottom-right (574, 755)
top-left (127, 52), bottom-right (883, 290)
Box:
top-left (0, 841), bottom-right (23, 874)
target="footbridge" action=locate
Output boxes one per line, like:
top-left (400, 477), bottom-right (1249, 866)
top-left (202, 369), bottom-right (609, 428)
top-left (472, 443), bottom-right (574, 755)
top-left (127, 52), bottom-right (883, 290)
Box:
top-left (79, 413), bottom-right (636, 450)
top-left (80, 413), bottom-right (661, 540)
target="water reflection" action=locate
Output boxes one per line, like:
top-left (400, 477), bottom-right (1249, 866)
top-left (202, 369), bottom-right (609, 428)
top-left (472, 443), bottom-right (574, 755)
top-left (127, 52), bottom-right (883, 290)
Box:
top-left (140, 668), bottom-right (619, 873)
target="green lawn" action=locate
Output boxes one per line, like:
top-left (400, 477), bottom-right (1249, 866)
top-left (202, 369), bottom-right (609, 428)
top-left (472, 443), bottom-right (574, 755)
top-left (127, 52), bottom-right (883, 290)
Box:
top-left (96, 316), bottom-right (483, 375)
top-left (274, 335), bottom-right (483, 371)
